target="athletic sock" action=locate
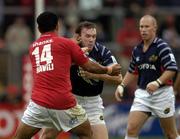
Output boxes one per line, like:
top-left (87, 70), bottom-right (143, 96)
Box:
top-left (125, 135), bottom-right (138, 139)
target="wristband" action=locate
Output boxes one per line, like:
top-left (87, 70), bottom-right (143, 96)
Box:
top-left (117, 83), bottom-right (125, 97)
top-left (120, 83), bottom-right (125, 88)
top-left (81, 47), bottom-right (89, 53)
top-left (107, 66), bottom-right (112, 74)
top-left (156, 79), bottom-right (162, 86)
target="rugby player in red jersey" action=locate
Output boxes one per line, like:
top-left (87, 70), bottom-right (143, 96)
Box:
top-left (41, 21), bottom-right (123, 139)
top-left (14, 11), bottom-right (120, 139)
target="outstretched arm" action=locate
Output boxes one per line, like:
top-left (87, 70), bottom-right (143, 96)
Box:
top-left (79, 68), bottom-right (122, 84)
top-left (81, 60), bottom-right (121, 76)
top-left (115, 72), bottom-right (138, 101)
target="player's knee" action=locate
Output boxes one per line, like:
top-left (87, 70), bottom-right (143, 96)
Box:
top-left (163, 129), bottom-right (179, 139)
top-left (165, 133), bottom-right (178, 139)
top-left (40, 134), bottom-right (55, 139)
top-left (40, 133), bottom-right (57, 139)
top-left (41, 136), bottom-right (54, 139)
top-left (126, 124), bottom-right (139, 136)
top-left (13, 133), bottom-right (18, 139)
top-left (13, 132), bottom-right (30, 139)
top-left (79, 129), bottom-right (93, 138)
top-left (85, 130), bottom-right (93, 138)
top-left (79, 126), bottom-right (93, 138)
top-left (40, 129), bottom-right (59, 139)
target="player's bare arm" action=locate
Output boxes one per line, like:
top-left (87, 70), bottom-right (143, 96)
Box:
top-left (81, 60), bottom-right (121, 76)
top-left (146, 70), bottom-right (176, 94)
top-left (79, 68), bottom-right (122, 84)
top-left (115, 72), bottom-right (138, 101)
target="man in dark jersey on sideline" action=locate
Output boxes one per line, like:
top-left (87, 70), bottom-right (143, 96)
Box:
top-left (41, 21), bottom-right (122, 139)
top-left (115, 15), bottom-right (180, 139)
top-left (14, 12), bottom-right (121, 139)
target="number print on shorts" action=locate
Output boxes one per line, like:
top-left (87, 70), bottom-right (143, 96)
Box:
top-left (32, 44), bottom-right (54, 73)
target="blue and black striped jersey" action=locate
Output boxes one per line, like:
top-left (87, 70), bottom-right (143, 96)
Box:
top-left (71, 42), bottom-right (117, 96)
top-left (128, 37), bottom-right (178, 89)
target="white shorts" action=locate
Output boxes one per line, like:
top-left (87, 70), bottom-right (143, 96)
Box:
top-left (75, 95), bottom-right (105, 125)
top-left (130, 86), bottom-right (175, 118)
top-left (21, 100), bottom-right (87, 132)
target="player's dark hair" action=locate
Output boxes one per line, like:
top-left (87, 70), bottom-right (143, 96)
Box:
top-left (75, 21), bottom-right (96, 35)
top-left (37, 11), bottom-right (58, 33)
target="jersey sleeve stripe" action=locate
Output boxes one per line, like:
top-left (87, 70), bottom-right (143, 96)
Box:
top-left (103, 59), bottom-right (110, 64)
top-left (164, 61), bottom-right (176, 68)
top-left (94, 44), bottom-right (98, 51)
top-left (101, 46), bottom-right (105, 56)
top-left (161, 55), bottom-right (170, 61)
top-left (157, 42), bottom-right (167, 48)
top-left (128, 66), bottom-right (135, 73)
top-left (129, 63), bottom-right (135, 70)
top-left (159, 47), bottom-right (171, 56)
top-left (106, 50), bottom-right (111, 55)
top-left (111, 56), bottom-right (117, 64)
top-left (153, 37), bottom-right (158, 43)
top-left (166, 66), bottom-right (178, 70)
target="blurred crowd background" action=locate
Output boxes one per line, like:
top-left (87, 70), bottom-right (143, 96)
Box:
top-left (0, 0), bottom-right (180, 105)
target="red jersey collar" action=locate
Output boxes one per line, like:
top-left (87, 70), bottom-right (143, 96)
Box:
top-left (40, 32), bottom-right (58, 37)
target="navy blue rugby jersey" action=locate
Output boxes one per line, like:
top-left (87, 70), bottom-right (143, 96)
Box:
top-left (128, 37), bottom-right (178, 89)
top-left (71, 42), bottom-right (117, 96)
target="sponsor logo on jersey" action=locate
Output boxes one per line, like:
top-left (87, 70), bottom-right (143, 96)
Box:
top-left (33, 39), bottom-right (53, 47)
top-left (138, 63), bottom-right (156, 70)
top-left (136, 57), bottom-right (140, 62)
top-left (149, 55), bottom-right (158, 62)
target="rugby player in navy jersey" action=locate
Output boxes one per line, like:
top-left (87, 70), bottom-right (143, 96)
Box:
top-left (41, 21), bottom-right (122, 139)
top-left (115, 15), bottom-right (180, 139)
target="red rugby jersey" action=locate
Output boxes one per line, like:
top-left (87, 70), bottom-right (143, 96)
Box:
top-left (29, 32), bottom-right (88, 109)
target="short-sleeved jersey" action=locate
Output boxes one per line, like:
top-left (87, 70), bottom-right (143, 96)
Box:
top-left (172, 47), bottom-right (180, 72)
top-left (29, 32), bottom-right (88, 109)
top-left (71, 42), bottom-right (117, 96)
top-left (128, 37), bottom-right (178, 89)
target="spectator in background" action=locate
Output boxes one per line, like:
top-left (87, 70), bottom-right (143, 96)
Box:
top-left (174, 72), bottom-right (180, 97)
top-left (161, 15), bottom-right (180, 98)
top-left (96, 22), bottom-right (107, 43)
top-left (20, 0), bottom-right (33, 7)
top-left (5, 16), bottom-right (32, 86)
top-left (128, 2), bottom-right (143, 19)
top-left (116, 17), bottom-right (141, 74)
top-left (6, 83), bottom-right (21, 104)
top-left (0, 38), bottom-right (5, 48)
top-left (162, 15), bottom-right (180, 49)
top-left (116, 17), bottom-right (140, 98)
top-left (64, 23), bottom-right (77, 38)
top-left (4, 0), bottom-right (19, 6)
top-left (62, 0), bottom-right (79, 38)
top-left (78, 0), bottom-right (102, 11)
top-left (0, 81), bottom-right (6, 102)
top-left (103, 0), bottom-right (122, 7)
top-left (5, 16), bottom-right (32, 55)
top-left (78, 0), bottom-right (102, 20)
top-left (121, 1), bottom-right (143, 19)
top-left (0, 0), bottom-right (4, 36)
